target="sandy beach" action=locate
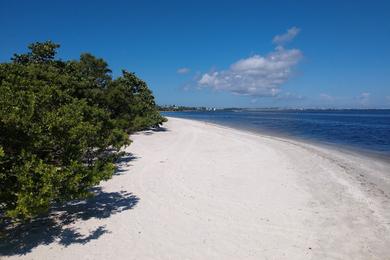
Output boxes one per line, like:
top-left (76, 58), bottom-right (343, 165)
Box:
top-left (2, 117), bottom-right (390, 259)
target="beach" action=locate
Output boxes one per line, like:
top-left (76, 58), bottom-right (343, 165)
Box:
top-left (3, 117), bottom-right (390, 259)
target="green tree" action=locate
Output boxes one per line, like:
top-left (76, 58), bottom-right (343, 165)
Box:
top-left (0, 41), bottom-right (165, 220)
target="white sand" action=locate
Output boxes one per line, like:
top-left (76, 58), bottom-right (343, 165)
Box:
top-left (3, 117), bottom-right (390, 259)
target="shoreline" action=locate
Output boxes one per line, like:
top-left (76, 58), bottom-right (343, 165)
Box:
top-left (165, 115), bottom-right (390, 164)
top-left (167, 116), bottom-right (390, 199)
top-left (3, 117), bottom-right (390, 259)
top-left (171, 117), bottom-right (390, 206)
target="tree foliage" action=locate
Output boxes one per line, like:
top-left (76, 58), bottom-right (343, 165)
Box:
top-left (0, 41), bottom-right (166, 220)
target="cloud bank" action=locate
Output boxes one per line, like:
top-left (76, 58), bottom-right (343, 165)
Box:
top-left (198, 27), bottom-right (302, 96)
top-left (358, 92), bottom-right (371, 106)
top-left (320, 93), bottom-right (335, 101)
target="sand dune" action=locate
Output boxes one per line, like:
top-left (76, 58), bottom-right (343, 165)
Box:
top-left (3, 117), bottom-right (390, 259)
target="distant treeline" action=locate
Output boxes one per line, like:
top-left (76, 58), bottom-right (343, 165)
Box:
top-left (0, 41), bottom-right (166, 219)
top-left (157, 105), bottom-right (300, 112)
top-left (158, 105), bottom-right (216, 111)
top-left (159, 106), bottom-right (390, 112)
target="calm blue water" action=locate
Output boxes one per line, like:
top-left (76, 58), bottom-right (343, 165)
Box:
top-left (162, 110), bottom-right (390, 158)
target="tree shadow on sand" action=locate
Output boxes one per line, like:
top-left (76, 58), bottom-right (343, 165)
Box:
top-left (0, 187), bottom-right (139, 256)
top-left (114, 152), bottom-right (139, 175)
top-left (140, 126), bottom-right (169, 136)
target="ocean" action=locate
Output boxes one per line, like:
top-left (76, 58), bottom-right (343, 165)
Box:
top-left (162, 110), bottom-right (390, 159)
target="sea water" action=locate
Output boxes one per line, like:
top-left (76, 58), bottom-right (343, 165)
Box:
top-left (162, 110), bottom-right (390, 159)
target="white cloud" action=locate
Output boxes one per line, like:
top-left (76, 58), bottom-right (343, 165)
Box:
top-left (319, 93), bottom-right (335, 101)
top-left (272, 26), bottom-right (301, 45)
top-left (198, 32), bottom-right (303, 97)
top-left (177, 67), bottom-right (190, 74)
top-left (276, 92), bottom-right (304, 100)
top-left (358, 92), bottom-right (371, 106)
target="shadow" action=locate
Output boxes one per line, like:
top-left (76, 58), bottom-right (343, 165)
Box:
top-left (149, 126), bottom-right (168, 132)
top-left (0, 187), bottom-right (139, 256)
top-left (114, 152), bottom-right (139, 175)
top-left (140, 126), bottom-right (169, 136)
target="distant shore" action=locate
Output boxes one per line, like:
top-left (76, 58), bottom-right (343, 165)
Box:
top-left (176, 115), bottom-right (390, 164)
top-left (162, 110), bottom-right (390, 161)
top-left (4, 117), bottom-right (390, 259)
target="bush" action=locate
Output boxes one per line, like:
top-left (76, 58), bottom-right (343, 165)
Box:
top-left (0, 41), bottom-right (166, 219)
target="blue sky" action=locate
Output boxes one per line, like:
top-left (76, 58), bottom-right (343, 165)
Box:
top-left (1, 0), bottom-right (389, 108)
